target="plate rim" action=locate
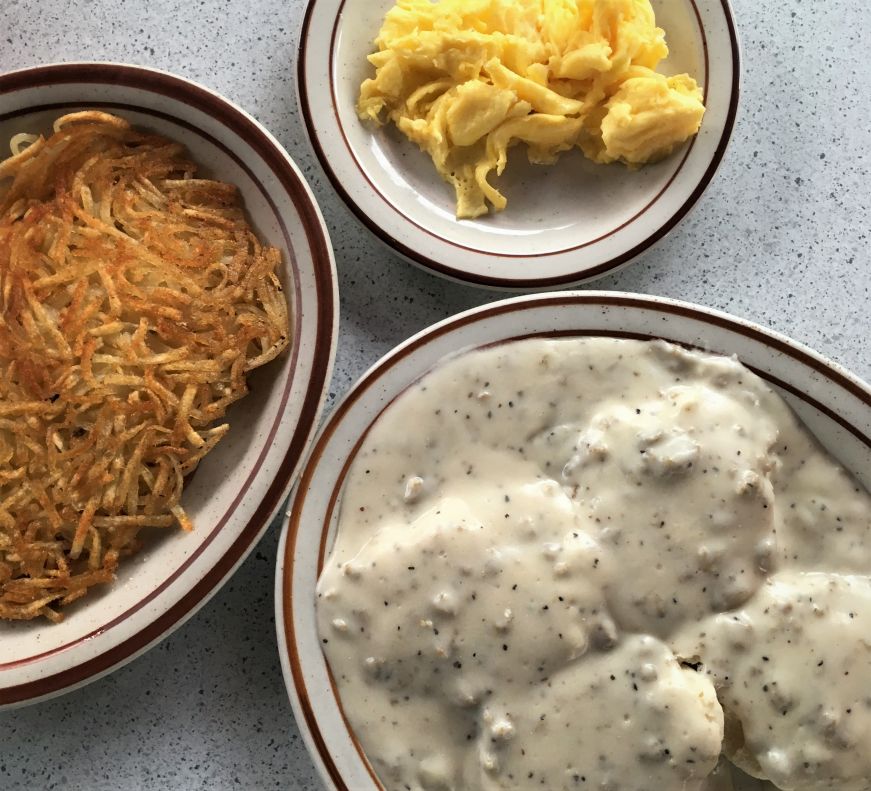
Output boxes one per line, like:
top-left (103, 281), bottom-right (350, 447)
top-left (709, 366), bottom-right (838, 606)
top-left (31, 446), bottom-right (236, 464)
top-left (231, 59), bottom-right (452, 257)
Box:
top-left (0, 61), bottom-right (340, 707)
top-left (276, 290), bottom-right (871, 789)
top-left (297, 0), bottom-right (742, 289)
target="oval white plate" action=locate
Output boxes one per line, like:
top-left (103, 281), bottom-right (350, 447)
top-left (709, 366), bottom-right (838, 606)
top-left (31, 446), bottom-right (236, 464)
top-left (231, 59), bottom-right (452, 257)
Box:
top-left (299, 0), bottom-right (740, 289)
top-left (0, 62), bottom-right (339, 707)
top-left (276, 291), bottom-right (871, 790)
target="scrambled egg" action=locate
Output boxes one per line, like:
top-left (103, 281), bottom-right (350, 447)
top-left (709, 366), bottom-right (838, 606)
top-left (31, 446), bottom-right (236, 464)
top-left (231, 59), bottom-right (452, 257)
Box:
top-left (357, 0), bottom-right (706, 219)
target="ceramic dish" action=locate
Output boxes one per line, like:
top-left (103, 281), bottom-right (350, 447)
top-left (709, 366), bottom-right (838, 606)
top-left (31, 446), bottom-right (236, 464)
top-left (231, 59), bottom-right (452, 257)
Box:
top-left (276, 291), bottom-right (871, 790)
top-left (0, 62), bottom-right (339, 707)
top-left (298, 0), bottom-right (740, 289)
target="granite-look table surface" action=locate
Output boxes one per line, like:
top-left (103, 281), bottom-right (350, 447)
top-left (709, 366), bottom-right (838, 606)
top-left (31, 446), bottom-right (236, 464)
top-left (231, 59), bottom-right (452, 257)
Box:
top-left (1, 0), bottom-right (869, 788)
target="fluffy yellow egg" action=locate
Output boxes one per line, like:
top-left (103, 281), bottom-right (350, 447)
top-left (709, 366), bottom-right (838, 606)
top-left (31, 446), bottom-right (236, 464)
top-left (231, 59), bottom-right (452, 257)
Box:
top-left (357, 0), bottom-right (706, 219)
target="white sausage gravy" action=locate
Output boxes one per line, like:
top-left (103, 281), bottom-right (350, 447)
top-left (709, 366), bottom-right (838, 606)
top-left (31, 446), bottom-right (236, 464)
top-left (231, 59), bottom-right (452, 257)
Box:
top-left (317, 338), bottom-right (871, 791)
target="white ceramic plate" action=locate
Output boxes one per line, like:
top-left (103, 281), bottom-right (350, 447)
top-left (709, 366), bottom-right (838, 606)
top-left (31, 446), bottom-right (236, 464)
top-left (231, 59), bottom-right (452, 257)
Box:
top-left (0, 63), bottom-right (339, 707)
top-left (276, 291), bottom-right (871, 790)
top-left (299, 0), bottom-right (740, 289)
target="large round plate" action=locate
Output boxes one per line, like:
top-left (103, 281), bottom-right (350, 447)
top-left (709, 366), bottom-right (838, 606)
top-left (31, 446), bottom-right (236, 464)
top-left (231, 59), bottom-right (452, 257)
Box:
top-left (299, 0), bottom-right (740, 288)
top-left (276, 291), bottom-right (871, 789)
top-left (0, 63), bottom-right (339, 707)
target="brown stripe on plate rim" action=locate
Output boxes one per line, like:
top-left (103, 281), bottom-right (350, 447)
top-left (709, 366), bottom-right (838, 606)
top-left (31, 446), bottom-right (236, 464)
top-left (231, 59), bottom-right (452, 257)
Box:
top-left (0, 64), bottom-right (337, 704)
top-left (282, 293), bottom-right (871, 790)
top-left (298, 0), bottom-right (739, 287)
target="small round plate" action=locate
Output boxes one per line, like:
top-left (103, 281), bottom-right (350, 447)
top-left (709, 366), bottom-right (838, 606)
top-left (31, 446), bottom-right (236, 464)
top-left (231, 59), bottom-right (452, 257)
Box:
top-left (0, 62), bottom-right (339, 707)
top-left (299, 0), bottom-right (740, 289)
top-left (276, 291), bottom-right (871, 790)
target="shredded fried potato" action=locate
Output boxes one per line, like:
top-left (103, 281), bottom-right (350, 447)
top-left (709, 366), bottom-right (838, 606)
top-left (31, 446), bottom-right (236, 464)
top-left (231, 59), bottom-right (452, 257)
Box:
top-left (0, 111), bottom-right (290, 622)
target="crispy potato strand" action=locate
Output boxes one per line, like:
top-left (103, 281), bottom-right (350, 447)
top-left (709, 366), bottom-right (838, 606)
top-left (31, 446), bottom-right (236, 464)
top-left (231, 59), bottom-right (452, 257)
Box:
top-left (0, 112), bottom-right (291, 622)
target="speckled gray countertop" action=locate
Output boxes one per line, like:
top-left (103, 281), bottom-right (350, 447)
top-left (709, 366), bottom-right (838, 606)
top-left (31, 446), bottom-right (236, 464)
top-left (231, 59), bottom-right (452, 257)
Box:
top-left (1, 0), bottom-right (869, 789)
